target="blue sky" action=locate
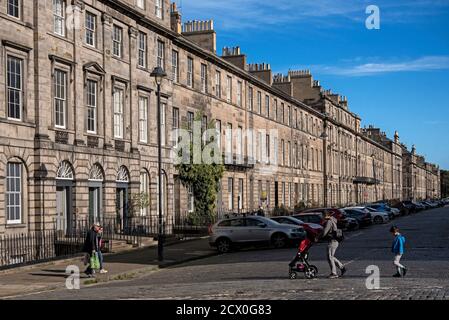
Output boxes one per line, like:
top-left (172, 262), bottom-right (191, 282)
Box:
top-left (180, 0), bottom-right (449, 169)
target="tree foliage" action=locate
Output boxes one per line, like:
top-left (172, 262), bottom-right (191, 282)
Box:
top-left (175, 111), bottom-right (224, 225)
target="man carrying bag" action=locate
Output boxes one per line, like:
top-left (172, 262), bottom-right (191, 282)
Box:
top-left (83, 223), bottom-right (101, 277)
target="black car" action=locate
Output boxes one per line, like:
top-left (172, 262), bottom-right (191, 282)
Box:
top-left (400, 201), bottom-right (417, 214)
top-left (341, 209), bottom-right (372, 228)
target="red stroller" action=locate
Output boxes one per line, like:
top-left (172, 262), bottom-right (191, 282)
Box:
top-left (288, 226), bottom-right (319, 279)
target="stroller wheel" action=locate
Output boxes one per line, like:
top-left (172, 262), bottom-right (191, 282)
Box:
top-left (289, 271), bottom-right (297, 279)
top-left (305, 266), bottom-right (318, 279)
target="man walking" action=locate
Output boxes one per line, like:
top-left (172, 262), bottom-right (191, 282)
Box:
top-left (322, 211), bottom-right (346, 279)
top-left (390, 226), bottom-right (407, 277)
top-left (83, 223), bottom-right (101, 277)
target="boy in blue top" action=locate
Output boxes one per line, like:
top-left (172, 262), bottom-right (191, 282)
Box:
top-left (390, 226), bottom-right (407, 277)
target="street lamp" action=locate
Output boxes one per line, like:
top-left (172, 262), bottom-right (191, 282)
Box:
top-left (320, 113), bottom-right (328, 207)
top-left (151, 66), bottom-right (167, 262)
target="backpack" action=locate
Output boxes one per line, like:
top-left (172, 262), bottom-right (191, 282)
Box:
top-left (333, 229), bottom-right (345, 242)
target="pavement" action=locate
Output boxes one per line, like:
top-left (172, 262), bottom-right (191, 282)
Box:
top-left (0, 237), bottom-right (215, 299)
top-left (4, 206), bottom-right (449, 300)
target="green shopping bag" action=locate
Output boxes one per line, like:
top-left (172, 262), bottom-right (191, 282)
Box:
top-left (90, 251), bottom-right (100, 270)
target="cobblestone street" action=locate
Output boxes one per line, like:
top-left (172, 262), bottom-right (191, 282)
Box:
top-left (12, 206), bottom-right (449, 300)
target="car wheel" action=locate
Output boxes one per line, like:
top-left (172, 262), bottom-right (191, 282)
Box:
top-left (216, 238), bottom-right (231, 254)
top-left (305, 266), bottom-right (318, 279)
top-left (272, 233), bottom-right (288, 249)
top-left (374, 216), bottom-right (384, 224)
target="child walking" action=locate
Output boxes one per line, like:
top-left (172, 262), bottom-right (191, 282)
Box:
top-left (390, 226), bottom-right (407, 277)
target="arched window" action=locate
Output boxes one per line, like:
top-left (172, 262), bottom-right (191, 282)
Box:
top-left (89, 163), bottom-right (104, 181)
top-left (117, 165), bottom-right (129, 182)
top-left (56, 160), bottom-right (74, 180)
top-left (6, 161), bottom-right (25, 224)
top-left (140, 170), bottom-right (150, 216)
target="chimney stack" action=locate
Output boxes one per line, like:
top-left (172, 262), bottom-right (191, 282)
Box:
top-left (221, 46), bottom-right (247, 70)
top-left (182, 20), bottom-right (216, 53)
top-left (170, 3), bottom-right (182, 34)
top-left (248, 63), bottom-right (272, 85)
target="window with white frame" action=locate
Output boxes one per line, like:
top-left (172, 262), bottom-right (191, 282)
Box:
top-left (265, 95), bottom-right (270, 117)
top-left (155, 0), bottom-right (163, 19)
top-left (236, 126), bottom-right (243, 162)
top-left (140, 171), bottom-right (149, 216)
top-left (112, 25), bottom-right (123, 58)
top-left (113, 87), bottom-right (124, 138)
top-left (215, 119), bottom-right (221, 151)
top-left (248, 86), bottom-right (253, 111)
top-left (187, 57), bottom-right (193, 87)
top-left (139, 96), bottom-right (148, 143)
top-left (257, 91), bottom-right (262, 114)
top-left (138, 32), bottom-right (147, 68)
top-left (157, 40), bottom-right (165, 68)
top-left (7, 56), bottom-right (23, 121)
top-left (85, 12), bottom-right (96, 47)
top-left (172, 107), bottom-right (179, 147)
top-left (53, 0), bottom-right (66, 36)
top-left (54, 69), bottom-right (67, 128)
top-left (7, 0), bottom-right (20, 18)
top-left (201, 63), bottom-right (207, 93)
top-left (6, 162), bottom-right (22, 224)
top-left (161, 102), bottom-right (166, 146)
top-left (228, 177), bottom-right (234, 210)
top-left (172, 50), bottom-right (179, 82)
top-left (187, 185), bottom-right (194, 213)
top-left (237, 81), bottom-right (242, 106)
top-left (136, 0), bottom-right (145, 9)
top-left (281, 139), bottom-right (285, 166)
top-left (226, 76), bottom-right (232, 103)
top-left (238, 178), bottom-right (244, 210)
top-left (274, 99), bottom-right (278, 121)
top-left (287, 106), bottom-right (292, 126)
top-left (266, 134), bottom-right (270, 163)
top-left (225, 123), bottom-right (232, 162)
top-left (215, 71), bottom-right (221, 98)
top-left (86, 80), bottom-right (97, 133)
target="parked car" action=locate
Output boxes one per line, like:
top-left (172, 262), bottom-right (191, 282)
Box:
top-left (341, 214), bottom-right (360, 230)
top-left (366, 203), bottom-right (400, 219)
top-left (340, 209), bottom-right (373, 227)
top-left (399, 201), bottom-right (417, 214)
top-left (343, 206), bottom-right (390, 224)
top-left (209, 216), bottom-right (306, 253)
top-left (270, 216), bottom-right (324, 238)
top-left (418, 201), bottom-right (432, 210)
top-left (293, 213), bottom-right (325, 226)
top-left (300, 208), bottom-right (349, 229)
top-left (422, 200), bottom-right (439, 209)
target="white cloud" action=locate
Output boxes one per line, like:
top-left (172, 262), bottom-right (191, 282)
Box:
top-left (310, 56), bottom-right (449, 76)
top-left (179, 0), bottom-right (449, 31)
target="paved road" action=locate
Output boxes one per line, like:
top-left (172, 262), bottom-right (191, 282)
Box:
top-left (14, 206), bottom-right (449, 300)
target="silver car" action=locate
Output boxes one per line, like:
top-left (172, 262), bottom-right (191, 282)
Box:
top-left (209, 216), bottom-right (306, 253)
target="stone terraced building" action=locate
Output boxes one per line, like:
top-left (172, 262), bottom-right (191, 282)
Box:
top-left (0, 0), bottom-right (441, 235)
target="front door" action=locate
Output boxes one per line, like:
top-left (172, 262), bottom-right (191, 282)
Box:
top-left (56, 186), bottom-right (70, 233)
top-left (274, 181), bottom-right (279, 207)
top-left (174, 176), bottom-right (181, 224)
top-left (89, 187), bottom-right (101, 224)
top-left (116, 187), bottom-right (128, 231)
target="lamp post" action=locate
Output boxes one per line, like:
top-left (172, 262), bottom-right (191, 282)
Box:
top-left (151, 66), bottom-right (167, 262)
top-left (320, 113), bottom-right (329, 207)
